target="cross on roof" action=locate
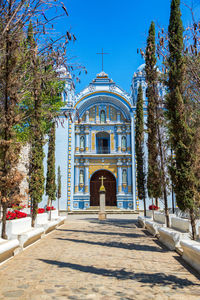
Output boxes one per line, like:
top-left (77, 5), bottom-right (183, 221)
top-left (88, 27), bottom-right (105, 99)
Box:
top-left (96, 48), bottom-right (109, 72)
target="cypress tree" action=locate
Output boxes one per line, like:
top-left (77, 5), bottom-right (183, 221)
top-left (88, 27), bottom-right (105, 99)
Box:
top-left (27, 22), bottom-right (45, 227)
top-left (145, 21), bottom-right (162, 208)
top-left (46, 121), bottom-right (56, 214)
top-left (135, 85), bottom-right (146, 216)
top-left (57, 166), bottom-right (61, 215)
top-left (167, 0), bottom-right (197, 239)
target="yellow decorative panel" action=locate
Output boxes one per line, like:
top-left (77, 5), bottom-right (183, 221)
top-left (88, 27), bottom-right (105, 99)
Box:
top-left (96, 106), bottom-right (99, 121)
top-left (111, 133), bottom-right (114, 151)
top-left (82, 113), bottom-right (86, 121)
top-left (128, 186), bottom-right (132, 193)
top-left (89, 165), bottom-right (117, 178)
top-left (89, 107), bottom-right (95, 121)
top-left (85, 186), bottom-right (88, 193)
top-left (92, 132), bottom-right (95, 150)
top-left (107, 106), bottom-right (109, 119)
top-left (75, 186), bottom-right (78, 193)
top-left (118, 185), bottom-right (122, 193)
top-left (110, 106), bottom-right (117, 121)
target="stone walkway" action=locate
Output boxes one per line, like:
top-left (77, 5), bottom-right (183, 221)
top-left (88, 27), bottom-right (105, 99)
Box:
top-left (0, 215), bottom-right (200, 300)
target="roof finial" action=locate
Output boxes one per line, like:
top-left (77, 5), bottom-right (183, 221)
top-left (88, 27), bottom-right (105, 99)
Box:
top-left (96, 48), bottom-right (109, 71)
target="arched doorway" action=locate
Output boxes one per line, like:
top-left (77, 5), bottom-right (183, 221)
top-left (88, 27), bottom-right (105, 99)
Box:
top-left (90, 170), bottom-right (117, 206)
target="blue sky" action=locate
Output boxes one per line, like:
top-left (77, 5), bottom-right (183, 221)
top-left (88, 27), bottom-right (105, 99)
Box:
top-left (55, 0), bottom-right (199, 93)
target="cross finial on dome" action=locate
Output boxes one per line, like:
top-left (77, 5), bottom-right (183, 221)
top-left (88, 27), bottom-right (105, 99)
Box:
top-left (96, 48), bottom-right (109, 72)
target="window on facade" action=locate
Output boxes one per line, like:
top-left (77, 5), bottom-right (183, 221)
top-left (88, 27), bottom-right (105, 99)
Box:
top-left (122, 136), bottom-right (127, 150)
top-left (80, 136), bottom-right (85, 149)
top-left (96, 132), bottom-right (110, 154)
top-left (79, 170), bottom-right (84, 185)
top-left (122, 169), bottom-right (127, 185)
top-left (100, 110), bottom-right (106, 123)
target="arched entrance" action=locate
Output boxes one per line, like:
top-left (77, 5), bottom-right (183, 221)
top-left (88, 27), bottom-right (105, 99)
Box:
top-left (90, 170), bottom-right (117, 206)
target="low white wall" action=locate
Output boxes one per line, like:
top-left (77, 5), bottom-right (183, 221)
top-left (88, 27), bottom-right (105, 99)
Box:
top-left (35, 213), bottom-right (48, 225)
top-left (146, 211), bottom-right (153, 218)
top-left (181, 240), bottom-right (200, 274)
top-left (154, 212), bottom-right (166, 224)
top-left (171, 216), bottom-right (190, 233)
top-left (48, 210), bottom-right (58, 220)
top-left (0, 218), bottom-right (32, 240)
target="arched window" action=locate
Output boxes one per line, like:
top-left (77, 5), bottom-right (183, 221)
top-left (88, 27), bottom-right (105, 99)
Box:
top-left (100, 110), bottom-right (106, 123)
top-left (122, 169), bottom-right (127, 185)
top-left (79, 170), bottom-right (84, 185)
top-left (80, 136), bottom-right (85, 150)
top-left (122, 136), bottom-right (127, 150)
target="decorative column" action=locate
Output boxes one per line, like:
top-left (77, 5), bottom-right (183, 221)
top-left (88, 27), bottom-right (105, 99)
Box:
top-left (74, 165), bottom-right (79, 193)
top-left (86, 111), bottom-right (89, 123)
top-left (85, 126), bottom-right (89, 152)
top-left (127, 126), bottom-right (131, 152)
top-left (106, 106), bottom-right (110, 123)
top-left (117, 111), bottom-right (121, 123)
top-left (75, 128), bottom-right (80, 152)
top-left (117, 130), bottom-right (121, 152)
top-left (96, 106), bottom-right (100, 123)
top-left (131, 115), bottom-right (136, 210)
top-left (117, 159), bottom-right (122, 193)
top-left (128, 164), bottom-right (132, 194)
top-left (85, 160), bottom-right (89, 193)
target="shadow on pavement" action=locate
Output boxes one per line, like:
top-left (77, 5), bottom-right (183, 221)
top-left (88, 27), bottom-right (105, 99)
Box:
top-left (56, 228), bottom-right (144, 239)
top-left (55, 237), bottom-right (167, 252)
top-left (38, 259), bottom-right (199, 288)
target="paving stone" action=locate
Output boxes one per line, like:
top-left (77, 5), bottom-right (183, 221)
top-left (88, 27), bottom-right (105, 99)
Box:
top-left (0, 215), bottom-right (200, 300)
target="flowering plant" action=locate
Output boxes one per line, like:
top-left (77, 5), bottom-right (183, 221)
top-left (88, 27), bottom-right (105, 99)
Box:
top-left (6, 210), bottom-right (27, 220)
top-left (149, 205), bottom-right (159, 210)
top-left (11, 204), bottom-right (26, 211)
top-left (46, 206), bottom-right (56, 211)
top-left (37, 208), bottom-right (45, 214)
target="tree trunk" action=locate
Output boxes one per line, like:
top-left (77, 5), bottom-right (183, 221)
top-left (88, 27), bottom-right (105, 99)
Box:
top-left (49, 199), bottom-right (52, 221)
top-left (1, 203), bottom-right (8, 239)
top-left (189, 208), bottom-right (197, 240)
top-left (152, 199), bottom-right (155, 221)
top-left (31, 201), bottom-right (38, 227)
top-left (143, 196), bottom-right (146, 217)
top-left (155, 105), bottom-right (170, 227)
top-left (58, 197), bottom-right (60, 216)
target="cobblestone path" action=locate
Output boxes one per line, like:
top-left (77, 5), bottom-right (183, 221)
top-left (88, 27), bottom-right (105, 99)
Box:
top-left (0, 215), bottom-right (200, 300)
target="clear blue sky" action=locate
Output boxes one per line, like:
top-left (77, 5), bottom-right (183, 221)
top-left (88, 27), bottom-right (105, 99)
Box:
top-left (55, 0), bottom-right (200, 93)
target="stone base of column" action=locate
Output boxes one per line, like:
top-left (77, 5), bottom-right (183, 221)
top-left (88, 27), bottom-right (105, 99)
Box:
top-left (98, 212), bottom-right (107, 220)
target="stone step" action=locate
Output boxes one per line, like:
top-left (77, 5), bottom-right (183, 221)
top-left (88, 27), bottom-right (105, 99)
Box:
top-left (68, 210), bottom-right (139, 215)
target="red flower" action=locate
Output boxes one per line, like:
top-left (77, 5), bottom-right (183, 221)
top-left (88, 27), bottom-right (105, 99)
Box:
top-left (149, 205), bottom-right (159, 210)
top-left (37, 208), bottom-right (45, 214)
top-left (46, 206), bottom-right (55, 211)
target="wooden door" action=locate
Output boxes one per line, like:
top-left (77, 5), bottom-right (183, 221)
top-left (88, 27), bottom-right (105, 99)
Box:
top-left (90, 170), bottom-right (117, 206)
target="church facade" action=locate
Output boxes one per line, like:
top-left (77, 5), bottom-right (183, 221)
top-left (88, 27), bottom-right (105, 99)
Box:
top-left (47, 65), bottom-right (165, 211)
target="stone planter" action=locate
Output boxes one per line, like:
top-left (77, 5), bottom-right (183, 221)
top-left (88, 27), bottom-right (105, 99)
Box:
top-left (154, 212), bottom-right (166, 225)
top-left (171, 216), bottom-right (190, 233)
top-left (146, 210), bottom-right (153, 218)
top-left (145, 220), bottom-right (163, 237)
top-left (47, 210), bottom-right (58, 220)
top-left (181, 240), bottom-right (200, 274)
top-left (35, 213), bottom-right (48, 226)
top-left (158, 227), bottom-right (190, 251)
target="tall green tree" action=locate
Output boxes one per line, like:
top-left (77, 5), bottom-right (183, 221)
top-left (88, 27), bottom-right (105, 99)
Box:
top-left (57, 165), bottom-right (61, 215)
top-left (145, 21), bottom-right (162, 210)
top-left (46, 121), bottom-right (56, 214)
top-left (135, 85), bottom-right (146, 216)
top-left (167, 0), bottom-right (197, 239)
top-left (0, 1), bottom-right (27, 238)
top-left (27, 22), bottom-right (45, 226)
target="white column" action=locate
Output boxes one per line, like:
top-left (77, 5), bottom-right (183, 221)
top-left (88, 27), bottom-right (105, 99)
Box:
top-left (131, 115), bottom-right (136, 210)
top-left (85, 162), bottom-right (89, 193)
top-left (117, 160), bottom-right (122, 193)
top-left (86, 111), bottom-right (89, 123)
top-left (117, 132), bottom-right (121, 152)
